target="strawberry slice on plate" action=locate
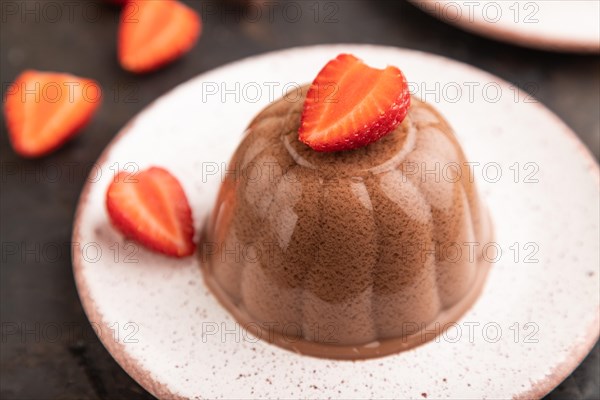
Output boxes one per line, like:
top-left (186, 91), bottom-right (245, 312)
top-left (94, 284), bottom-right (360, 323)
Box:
top-left (106, 167), bottom-right (196, 258)
top-left (3, 70), bottom-right (102, 158)
top-left (299, 53), bottom-right (411, 152)
top-left (118, 0), bottom-right (202, 73)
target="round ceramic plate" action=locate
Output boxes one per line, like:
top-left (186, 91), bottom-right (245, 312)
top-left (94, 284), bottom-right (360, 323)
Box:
top-left (73, 44), bottom-right (600, 399)
top-left (409, 0), bottom-right (600, 53)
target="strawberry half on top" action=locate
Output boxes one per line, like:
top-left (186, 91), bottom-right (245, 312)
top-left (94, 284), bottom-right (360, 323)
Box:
top-left (4, 70), bottom-right (102, 158)
top-left (118, 0), bottom-right (201, 73)
top-left (106, 167), bottom-right (196, 258)
top-left (299, 54), bottom-right (411, 152)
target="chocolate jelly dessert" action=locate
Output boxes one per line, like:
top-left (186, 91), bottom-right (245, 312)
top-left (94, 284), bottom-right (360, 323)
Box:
top-left (201, 82), bottom-right (493, 359)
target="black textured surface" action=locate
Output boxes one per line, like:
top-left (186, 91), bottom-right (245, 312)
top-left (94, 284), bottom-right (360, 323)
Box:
top-left (0, 1), bottom-right (598, 399)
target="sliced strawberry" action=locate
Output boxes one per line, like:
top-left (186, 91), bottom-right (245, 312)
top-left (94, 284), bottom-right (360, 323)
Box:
top-left (3, 70), bottom-right (102, 158)
top-left (118, 0), bottom-right (201, 73)
top-left (106, 167), bottom-right (195, 257)
top-left (298, 54), bottom-right (411, 152)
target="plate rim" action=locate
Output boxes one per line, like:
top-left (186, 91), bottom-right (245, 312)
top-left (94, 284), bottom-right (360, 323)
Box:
top-left (409, 0), bottom-right (600, 53)
top-left (72, 44), bottom-right (600, 400)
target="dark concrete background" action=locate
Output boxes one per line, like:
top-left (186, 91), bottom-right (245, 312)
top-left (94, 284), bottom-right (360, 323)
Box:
top-left (1, 1), bottom-right (598, 399)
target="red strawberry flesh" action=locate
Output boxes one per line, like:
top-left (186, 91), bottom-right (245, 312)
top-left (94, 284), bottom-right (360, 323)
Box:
top-left (118, 0), bottom-right (201, 73)
top-left (106, 167), bottom-right (195, 257)
top-left (3, 70), bottom-right (102, 158)
top-left (299, 54), bottom-right (411, 152)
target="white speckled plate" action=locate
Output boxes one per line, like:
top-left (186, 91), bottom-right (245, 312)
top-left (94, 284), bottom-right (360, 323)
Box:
top-left (72, 45), bottom-right (600, 399)
top-left (410, 0), bottom-right (600, 53)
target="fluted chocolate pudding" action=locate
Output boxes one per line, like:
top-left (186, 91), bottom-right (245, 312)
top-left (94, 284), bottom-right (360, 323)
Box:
top-left (201, 55), bottom-right (493, 359)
